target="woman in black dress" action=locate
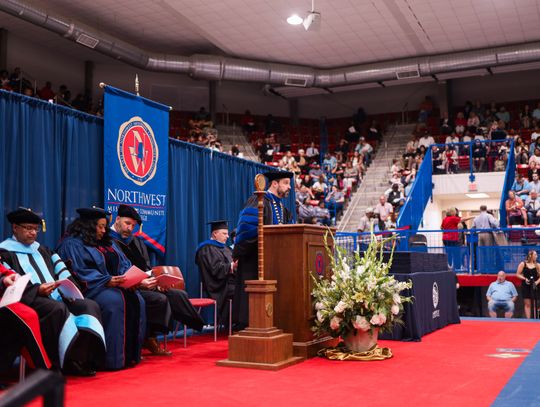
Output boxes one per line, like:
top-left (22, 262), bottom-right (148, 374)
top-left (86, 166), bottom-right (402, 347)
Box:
top-left (517, 250), bottom-right (540, 318)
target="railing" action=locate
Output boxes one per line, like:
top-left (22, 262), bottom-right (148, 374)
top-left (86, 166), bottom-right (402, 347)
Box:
top-left (397, 147), bottom-right (432, 230)
top-left (335, 227), bottom-right (540, 275)
top-left (499, 138), bottom-right (516, 227)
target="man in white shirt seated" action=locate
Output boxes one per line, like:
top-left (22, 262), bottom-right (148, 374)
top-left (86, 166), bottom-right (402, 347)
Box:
top-left (417, 132), bottom-right (435, 150)
top-left (306, 142), bottom-right (319, 160)
top-left (525, 191), bottom-right (540, 225)
top-left (374, 195), bottom-right (393, 222)
top-left (486, 271), bottom-right (518, 318)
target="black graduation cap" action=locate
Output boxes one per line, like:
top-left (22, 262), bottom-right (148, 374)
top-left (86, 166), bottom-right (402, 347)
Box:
top-left (117, 204), bottom-right (142, 225)
top-left (263, 171), bottom-right (293, 182)
top-left (208, 220), bottom-right (228, 232)
top-left (76, 206), bottom-right (111, 220)
top-left (7, 207), bottom-right (42, 225)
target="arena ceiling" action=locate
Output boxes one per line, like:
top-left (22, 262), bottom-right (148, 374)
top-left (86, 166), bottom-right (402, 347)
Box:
top-left (1, 0), bottom-right (540, 69)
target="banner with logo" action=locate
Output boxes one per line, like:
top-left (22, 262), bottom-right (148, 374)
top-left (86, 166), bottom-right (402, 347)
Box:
top-left (104, 85), bottom-right (169, 253)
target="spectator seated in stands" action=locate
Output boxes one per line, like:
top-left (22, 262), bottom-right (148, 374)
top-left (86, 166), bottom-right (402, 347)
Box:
top-left (311, 175), bottom-right (328, 198)
top-left (511, 173), bottom-right (531, 201)
top-left (445, 132), bottom-right (459, 145)
top-left (322, 153), bottom-right (338, 174)
top-left (325, 185), bottom-right (345, 218)
top-left (357, 207), bottom-right (375, 234)
top-left (297, 197), bottom-right (316, 224)
top-left (443, 145), bottom-right (458, 174)
top-left (259, 136), bottom-right (274, 162)
top-left (297, 149), bottom-right (308, 170)
top-left (388, 171), bottom-right (403, 187)
top-left (467, 112), bottom-right (480, 133)
top-left (374, 195), bottom-right (393, 223)
top-left (343, 161), bottom-right (359, 191)
top-left (529, 173), bottom-right (540, 194)
top-left (520, 105), bottom-right (533, 129)
top-left (241, 110), bottom-right (256, 136)
top-left (0, 69), bottom-right (11, 90)
top-left (529, 148), bottom-right (540, 168)
top-left (403, 136), bottom-right (418, 169)
top-left (306, 141), bottom-right (319, 161)
top-left (471, 140), bottom-right (487, 172)
top-left (533, 102), bottom-right (540, 124)
top-left (309, 163), bottom-right (324, 179)
top-left (454, 112), bottom-right (467, 134)
top-left (531, 125), bottom-right (540, 143)
top-left (417, 131), bottom-right (435, 150)
top-left (514, 137), bottom-right (529, 164)
top-left (525, 191), bottom-right (540, 225)
top-left (486, 271), bottom-right (518, 318)
top-left (313, 201), bottom-right (331, 226)
top-left (506, 190), bottom-right (528, 226)
top-left (404, 169), bottom-right (416, 196)
top-left (496, 106), bottom-right (510, 124)
top-left (334, 139), bottom-right (349, 163)
top-left (386, 183), bottom-right (405, 213)
top-left (280, 151), bottom-right (296, 168)
top-left (440, 112), bottom-right (454, 135)
top-left (355, 138), bottom-right (373, 163)
top-left (38, 81), bottom-right (55, 101)
top-left (189, 107), bottom-right (213, 138)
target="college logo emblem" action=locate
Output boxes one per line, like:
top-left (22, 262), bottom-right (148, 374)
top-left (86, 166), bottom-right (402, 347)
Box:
top-left (315, 252), bottom-right (324, 276)
top-left (117, 116), bottom-right (159, 186)
top-left (432, 282), bottom-right (439, 309)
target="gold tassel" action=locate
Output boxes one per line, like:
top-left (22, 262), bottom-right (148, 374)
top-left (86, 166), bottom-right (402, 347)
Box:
top-left (139, 223), bottom-right (143, 233)
top-left (42, 219), bottom-right (46, 232)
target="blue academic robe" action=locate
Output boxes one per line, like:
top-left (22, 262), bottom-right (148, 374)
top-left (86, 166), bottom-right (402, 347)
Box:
top-left (57, 237), bottom-right (146, 370)
top-left (0, 238), bottom-right (106, 368)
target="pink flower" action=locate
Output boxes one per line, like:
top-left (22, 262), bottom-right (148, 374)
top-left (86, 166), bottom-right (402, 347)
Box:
top-left (330, 316), bottom-right (342, 330)
top-left (352, 316), bottom-right (370, 331)
top-left (391, 305), bottom-right (400, 315)
top-left (370, 313), bottom-right (387, 326)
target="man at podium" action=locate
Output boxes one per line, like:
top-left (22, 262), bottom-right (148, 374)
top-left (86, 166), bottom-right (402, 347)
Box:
top-left (232, 171), bottom-right (294, 330)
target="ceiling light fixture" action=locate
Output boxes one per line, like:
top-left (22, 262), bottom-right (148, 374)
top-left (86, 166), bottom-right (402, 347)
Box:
top-left (287, 14), bottom-right (303, 25)
top-left (465, 193), bottom-right (490, 199)
top-left (287, 0), bottom-right (321, 31)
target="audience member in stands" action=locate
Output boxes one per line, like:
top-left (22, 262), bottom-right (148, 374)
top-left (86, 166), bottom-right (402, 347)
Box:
top-left (297, 149), bottom-right (307, 169)
top-left (280, 151), bottom-right (296, 168)
top-left (322, 153), bottom-right (338, 174)
top-left (531, 125), bottom-right (540, 142)
top-left (473, 205), bottom-right (499, 246)
top-left (511, 173), bottom-right (531, 201)
top-left (443, 145), bottom-right (458, 174)
top-left (343, 161), bottom-right (359, 191)
top-left (467, 112), bottom-right (480, 133)
top-left (374, 195), bottom-right (393, 222)
top-left (529, 173), bottom-right (540, 193)
top-left (525, 191), bottom-right (540, 225)
top-left (520, 105), bottom-right (533, 129)
top-left (441, 208), bottom-right (473, 271)
top-left (306, 141), bottom-right (319, 161)
top-left (516, 250), bottom-right (540, 319)
top-left (312, 175), bottom-right (328, 198)
top-left (0, 69), bottom-right (10, 90)
top-left (505, 190), bottom-right (527, 226)
top-left (259, 136), bottom-right (274, 162)
top-left (308, 164), bottom-right (323, 179)
top-left (454, 112), bottom-right (467, 134)
top-left (532, 102), bottom-right (540, 123)
top-left (357, 207), bottom-right (375, 233)
top-left (38, 81), bottom-right (55, 101)
top-left (388, 171), bottom-right (403, 187)
top-left (432, 146), bottom-right (444, 174)
top-left (471, 140), bottom-right (487, 172)
top-left (386, 183), bottom-right (405, 212)
top-left (417, 131), bottom-right (435, 150)
top-left (57, 207), bottom-right (146, 370)
top-left (445, 132), bottom-right (459, 144)
top-left (334, 139), bottom-right (349, 163)
top-left (514, 137), bottom-right (529, 164)
top-left (486, 271), bottom-right (518, 318)
top-left (529, 148), bottom-right (540, 167)
top-left (230, 144), bottom-right (240, 157)
top-left (440, 112), bottom-right (454, 135)
top-left (57, 84), bottom-right (71, 105)
top-left (356, 138), bottom-right (373, 163)
top-left (496, 106), bottom-right (510, 124)
top-left (313, 201), bottom-right (331, 226)
top-left (325, 185), bottom-right (345, 218)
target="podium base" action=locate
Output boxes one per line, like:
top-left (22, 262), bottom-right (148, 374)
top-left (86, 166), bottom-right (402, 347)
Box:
top-left (217, 327), bottom-right (303, 371)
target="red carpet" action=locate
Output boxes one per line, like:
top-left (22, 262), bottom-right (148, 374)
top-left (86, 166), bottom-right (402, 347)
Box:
top-left (22, 320), bottom-right (540, 406)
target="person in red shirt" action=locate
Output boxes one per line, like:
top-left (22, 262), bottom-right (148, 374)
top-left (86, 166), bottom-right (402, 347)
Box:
top-left (441, 208), bottom-right (473, 271)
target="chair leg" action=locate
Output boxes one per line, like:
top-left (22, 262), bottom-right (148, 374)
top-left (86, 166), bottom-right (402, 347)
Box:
top-left (184, 324), bottom-right (187, 348)
top-left (214, 302), bottom-right (217, 342)
top-left (19, 357), bottom-right (26, 382)
top-left (173, 321), bottom-right (180, 341)
top-left (228, 299), bottom-right (232, 336)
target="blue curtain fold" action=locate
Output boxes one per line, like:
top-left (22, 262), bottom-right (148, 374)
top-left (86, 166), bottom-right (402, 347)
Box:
top-left (1, 91), bottom-right (295, 297)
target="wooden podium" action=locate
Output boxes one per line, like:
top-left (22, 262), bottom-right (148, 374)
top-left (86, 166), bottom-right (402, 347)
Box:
top-left (263, 224), bottom-right (337, 358)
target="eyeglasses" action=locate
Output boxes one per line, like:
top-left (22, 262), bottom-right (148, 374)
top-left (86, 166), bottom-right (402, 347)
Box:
top-left (16, 224), bottom-right (41, 232)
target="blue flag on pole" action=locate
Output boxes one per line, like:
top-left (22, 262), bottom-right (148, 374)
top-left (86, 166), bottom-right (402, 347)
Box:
top-left (104, 85), bottom-right (169, 253)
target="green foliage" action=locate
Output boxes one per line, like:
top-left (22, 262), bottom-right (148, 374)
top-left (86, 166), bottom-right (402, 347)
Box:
top-left (311, 231), bottom-right (413, 339)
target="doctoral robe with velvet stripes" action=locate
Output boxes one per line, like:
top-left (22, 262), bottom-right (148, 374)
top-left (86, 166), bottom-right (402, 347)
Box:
top-left (0, 264), bottom-right (51, 371)
top-left (0, 238), bottom-right (106, 368)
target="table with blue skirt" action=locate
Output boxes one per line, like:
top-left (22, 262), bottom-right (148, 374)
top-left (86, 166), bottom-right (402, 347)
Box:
top-left (380, 270), bottom-right (461, 341)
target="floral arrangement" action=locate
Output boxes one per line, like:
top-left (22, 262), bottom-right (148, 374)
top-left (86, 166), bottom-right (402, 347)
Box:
top-left (311, 232), bottom-right (412, 339)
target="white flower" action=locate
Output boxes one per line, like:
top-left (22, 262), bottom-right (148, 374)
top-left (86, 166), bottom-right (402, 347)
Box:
top-left (391, 304), bottom-right (400, 315)
top-left (393, 293), bottom-right (402, 304)
top-left (356, 265), bottom-right (365, 274)
top-left (334, 301), bottom-right (348, 313)
top-left (330, 316), bottom-right (342, 330)
top-left (315, 302), bottom-right (325, 310)
top-left (317, 310), bottom-right (324, 323)
top-left (370, 313), bottom-right (387, 326)
top-left (352, 315), bottom-right (370, 331)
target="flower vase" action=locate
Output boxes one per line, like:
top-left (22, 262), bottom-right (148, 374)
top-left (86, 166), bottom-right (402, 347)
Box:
top-left (343, 328), bottom-right (379, 352)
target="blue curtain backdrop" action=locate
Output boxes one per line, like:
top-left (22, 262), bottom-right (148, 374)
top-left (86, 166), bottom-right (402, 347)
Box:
top-left (0, 90), bottom-right (103, 249)
top-left (0, 90), bottom-right (295, 297)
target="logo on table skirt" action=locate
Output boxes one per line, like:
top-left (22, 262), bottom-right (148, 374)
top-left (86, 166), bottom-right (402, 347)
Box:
top-left (432, 282), bottom-right (440, 319)
top-left (315, 252), bottom-right (324, 276)
top-left (117, 116), bottom-right (159, 186)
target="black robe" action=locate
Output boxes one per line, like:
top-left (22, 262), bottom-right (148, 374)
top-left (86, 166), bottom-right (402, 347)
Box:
top-left (232, 193), bottom-right (293, 328)
top-left (112, 233), bottom-right (204, 332)
top-left (195, 241), bottom-right (235, 326)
